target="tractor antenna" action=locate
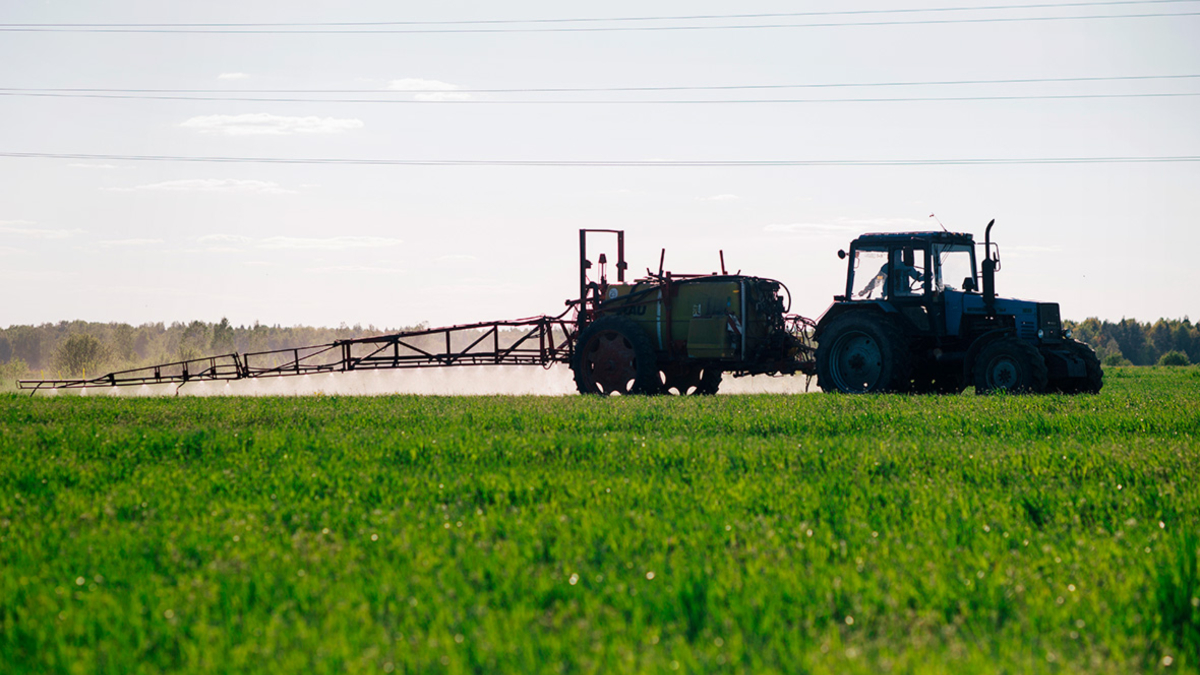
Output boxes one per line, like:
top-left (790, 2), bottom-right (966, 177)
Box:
top-left (929, 213), bottom-right (949, 233)
top-left (719, 250), bottom-right (728, 275)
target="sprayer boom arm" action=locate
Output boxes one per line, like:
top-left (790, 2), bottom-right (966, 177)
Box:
top-left (18, 314), bottom-right (577, 393)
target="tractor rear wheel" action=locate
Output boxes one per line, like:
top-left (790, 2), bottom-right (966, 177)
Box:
top-left (973, 337), bottom-right (1048, 394)
top-left (1048, 339), bottom-right (1103, 394)
top-left (816, 313), bottom-right (912, 393)
top-left (658, 363), bottom-right (723, 395)
top-left (572, 316), bottom-right (660, 395)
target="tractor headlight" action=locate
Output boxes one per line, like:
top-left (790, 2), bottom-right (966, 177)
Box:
top-left (1037, 329), bottom-right (1044, 339)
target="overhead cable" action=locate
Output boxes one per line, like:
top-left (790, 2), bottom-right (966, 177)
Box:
top-left (2, 92), bottom-right (1197, 104)
top-left (1, 11), bottom-right (1198, 33)
top-left (1, 0), bottom-right (1195, 28)
top-left (1, 151), bottom-right (1197, 167)
top-left (3, 73), bottom-right (1199, 95)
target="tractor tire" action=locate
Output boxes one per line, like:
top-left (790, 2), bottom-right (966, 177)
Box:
top-left (658, 363), bottom-right (723, 395)
top-left (1049, 339), bottom-right (1103, 394)
top-left (972, 337), bottom-right (1048, 394)
top-left (572, 316), bottom-right (660, 395)
top-left (816, 313), bottom-right (912, 393)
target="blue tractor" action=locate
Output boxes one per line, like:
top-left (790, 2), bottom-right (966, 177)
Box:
top-left (814, 220), bottom-right (1102, 394)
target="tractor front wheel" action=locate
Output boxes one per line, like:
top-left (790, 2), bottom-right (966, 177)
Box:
top-left (1048, 339), bottom-right (1103, 394)
top-left (973, 337), bottom-right (1048, 394)
top-left (572, 316), bottom-right (660, 395)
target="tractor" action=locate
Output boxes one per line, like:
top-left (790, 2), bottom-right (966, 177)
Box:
top-left (813, 220), bottom-right (1102, 394)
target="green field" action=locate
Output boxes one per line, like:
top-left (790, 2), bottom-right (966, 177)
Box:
top-left (2, 368), bottom-right (1199, 674)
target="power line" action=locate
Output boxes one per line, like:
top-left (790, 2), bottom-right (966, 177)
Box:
top-left (4, 73), bottom-right (1198, 94)
top-left (2, 91), bottom-right (1197, 104)
top-left (1, 0), bottom-right (1194, 27)
top-left (2, 151), bottom-right (1197, 166)
top-left (2, 10), bottom-right (1197, 33)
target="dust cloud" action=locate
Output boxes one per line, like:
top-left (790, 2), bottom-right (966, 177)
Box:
top-left (55, 365), bottom-right (814, 397)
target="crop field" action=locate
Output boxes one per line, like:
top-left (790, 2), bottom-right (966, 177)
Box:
top-left (2, 367), bottom-right (1199, 674)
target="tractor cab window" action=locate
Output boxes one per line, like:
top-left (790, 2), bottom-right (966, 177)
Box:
top-left (934, 243), bottom-right (977, 293)
top-left (850, 247), bottom-right (889, 299)
top-left (887, 247), bottom-right (927, 298)
top-left (850, 245), bottom-right (929, 300)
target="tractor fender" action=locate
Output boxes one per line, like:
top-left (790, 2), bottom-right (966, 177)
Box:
top-left (813, 301), bottom-right (897, 342)
top-left (962, 328), bottom-right (1016, 382)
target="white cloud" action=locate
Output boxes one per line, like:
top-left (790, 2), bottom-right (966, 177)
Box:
top-left (191, 234), bottom-right (402, 252)
top-left (68, 163), bottom-right (121, 170)
top-left (701, 194), bottom-right (740, 202)
top-left (305, 265), bottom-right (405, 274)
top-left (99, 238), bottom-right (164, 248)
top-left (108, 179), bottom-right (296, 194)
top-left (0, 246), bottom-right (27, 255)
top-left (217, 72), bottom-right (250, 80)
top-left (260, 236), bottom-right (403, 251)
top-left (197, 234), bottom-right (254, 244)
top-left (436, 254), bottom-right (477, 263)
top-left (387, 78), bottom-right (473, 101)
top-left (180, 113), bottom-right (363, 136)
top-left (0, 221), bottom-right (83, 239)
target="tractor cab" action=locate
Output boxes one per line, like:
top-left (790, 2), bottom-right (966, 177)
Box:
top-left (838, 231), bottom-right (979, 338)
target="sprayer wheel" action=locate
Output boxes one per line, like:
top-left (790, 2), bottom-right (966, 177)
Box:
top-left (572, 316), bottom-right (659, 395)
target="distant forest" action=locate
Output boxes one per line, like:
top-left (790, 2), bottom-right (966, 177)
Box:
top-left (0, 316), bottom-right (1196, 383)
top-left (0, 319), bottom-right (413, 383)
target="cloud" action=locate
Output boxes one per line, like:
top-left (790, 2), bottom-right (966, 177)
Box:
top-left (304, 265), bottom-right (405, 274)
top-left (68, 163), bottom-right (121, 169)
top-left (0, 246), bottom-right (26, 255)
top-left (217, 72), bottom-right (250, 80)
top-left (180, 113), bottom-right (363, 136)
top-left (99, 238), bottom-right (164, 248)
top-left (701, 194), bottom-right (740, 202)
top-left (198, 234), bottom-right (254, 244)
top-left (260, 236), bottom-right (403, 250)
top-left (108, 179), bottom-right (296, 194)
top-left (387, 78), bottom-right (474, 101)
top-left (436, 254), bottom-right (477, 263)
top-left (191, 234), bottom-right (403, 252)
top-left (764, 217), bottom-right (923, 235)
top-left (0, 221), bottom-right (83, 239)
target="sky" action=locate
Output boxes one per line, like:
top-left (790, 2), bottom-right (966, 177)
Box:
top-left (1, 0), bottom-right (1198, 330)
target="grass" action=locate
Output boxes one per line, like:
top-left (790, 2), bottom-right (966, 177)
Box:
top-left (1, 366), bottom-right (1198, 674)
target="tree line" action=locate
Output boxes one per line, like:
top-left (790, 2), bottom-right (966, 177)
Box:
top-left (0, 319), bottom-right (411, 383)
top-left (1, 316), bottom-right (1195, 385)
top-left (1064, 317), bottom-right (1197, 367)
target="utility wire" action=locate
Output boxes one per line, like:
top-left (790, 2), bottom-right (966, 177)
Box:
top-left (1, 11), bottom-right (1198, 33)
top-left (2, 152), bottom-right (1197, 166)
top-left (4, 73), bottom-right (1198, 94)
top-left (1, 0), bottom-right (1195, 27)
top-left (2, 92), bottom-right (1197, 104)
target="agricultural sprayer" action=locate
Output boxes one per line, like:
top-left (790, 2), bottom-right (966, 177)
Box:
top-left (19, 222), bottom-right (1101, 395)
